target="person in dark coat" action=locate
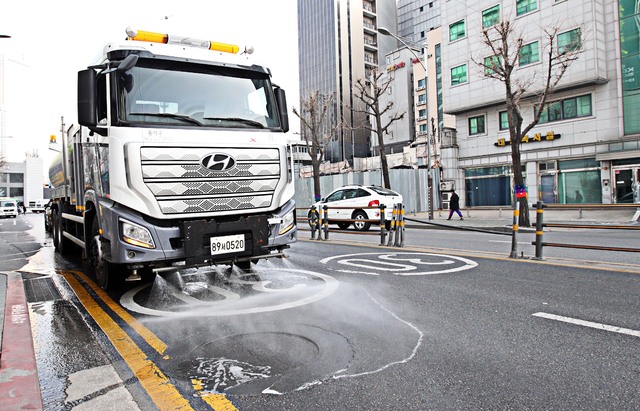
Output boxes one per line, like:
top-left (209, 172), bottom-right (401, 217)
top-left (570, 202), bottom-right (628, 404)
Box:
top-left (447, 190), bottom-right (464, 220)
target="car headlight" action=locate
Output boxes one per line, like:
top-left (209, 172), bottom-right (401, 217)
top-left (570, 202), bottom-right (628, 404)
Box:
top-left (121, 218), bottom-right (156, 249)
top-left (278, 210), bottom-right (295, 235)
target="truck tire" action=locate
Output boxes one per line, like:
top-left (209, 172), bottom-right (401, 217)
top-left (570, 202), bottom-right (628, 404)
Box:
top-left (352, 210), bottom-right (371, 231)
top-left (53, 211), bottom-right (73, 255)
top-left (88, 217), bottom-right (122, 290)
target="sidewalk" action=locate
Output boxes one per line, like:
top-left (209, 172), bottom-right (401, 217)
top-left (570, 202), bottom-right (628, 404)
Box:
top-left (406, 206), bottom-right (640, 230)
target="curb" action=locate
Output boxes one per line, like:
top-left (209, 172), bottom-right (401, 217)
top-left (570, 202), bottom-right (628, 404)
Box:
top-left (0, 272), bottom-right (43, 410)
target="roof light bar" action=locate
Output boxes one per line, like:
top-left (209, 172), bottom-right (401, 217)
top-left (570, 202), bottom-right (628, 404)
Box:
top-left (125, 27), bottom-right (240, 54)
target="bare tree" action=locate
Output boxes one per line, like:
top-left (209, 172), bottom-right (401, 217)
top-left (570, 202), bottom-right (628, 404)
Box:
top-left (292, 91), bottom-right (338, 201)
top-left (352, 69), bottom-right (405, 189)
top-left (474, 21), bottom-right (580, 226)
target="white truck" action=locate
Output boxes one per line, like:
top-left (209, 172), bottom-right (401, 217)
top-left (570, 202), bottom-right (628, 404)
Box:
top-left (49, 28), bottom-right (297, 289)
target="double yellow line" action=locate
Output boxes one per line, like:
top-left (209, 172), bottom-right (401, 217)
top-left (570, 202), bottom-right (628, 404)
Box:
top-left (62, 270), bottom-right (237, 411)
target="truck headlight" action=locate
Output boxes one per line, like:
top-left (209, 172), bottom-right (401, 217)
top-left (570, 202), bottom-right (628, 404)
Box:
top-left (121, 218), bottom-right (156, 249)
top-left (278, 210), bottom-right (295, 235)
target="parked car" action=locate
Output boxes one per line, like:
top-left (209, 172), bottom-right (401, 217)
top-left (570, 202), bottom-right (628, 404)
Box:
top-left (0, 198), bottom-right (18, 218)
top-left (310, 185), bottom-right (403, 231)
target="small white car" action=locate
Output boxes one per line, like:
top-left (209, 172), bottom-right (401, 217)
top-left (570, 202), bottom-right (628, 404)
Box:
top-left (0, 199), bottom-right (18, 218)
top-left (310, 185), bottom-right (403, 231)
top-left (28, 198), bottom-right (49, 213)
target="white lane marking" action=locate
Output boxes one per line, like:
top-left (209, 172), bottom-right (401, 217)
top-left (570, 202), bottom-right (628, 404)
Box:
top-left (532, 312), bottom-right (640, 338)
top-left (320, 252), bottom-right (477, 276)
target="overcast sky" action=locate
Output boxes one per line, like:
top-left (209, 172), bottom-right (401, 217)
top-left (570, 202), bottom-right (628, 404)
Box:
top-left (0, 1), bottom-right (300, 165)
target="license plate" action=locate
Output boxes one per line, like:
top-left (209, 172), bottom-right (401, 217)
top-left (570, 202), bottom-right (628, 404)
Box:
top-left (210, 234), bottom-right (245, 255)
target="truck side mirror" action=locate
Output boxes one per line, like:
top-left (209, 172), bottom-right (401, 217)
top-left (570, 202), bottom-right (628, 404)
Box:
top-left (78, 69), bottom-right (97, 127)
top-left (274, 87), bottom-right (289, 133)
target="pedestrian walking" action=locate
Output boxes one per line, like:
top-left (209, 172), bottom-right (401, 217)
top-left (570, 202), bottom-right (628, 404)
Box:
top-left (447, 190), bottom-right (464, 220)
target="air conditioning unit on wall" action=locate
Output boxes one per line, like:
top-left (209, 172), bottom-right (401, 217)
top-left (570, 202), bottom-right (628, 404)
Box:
top-left (440, 181), bottom-right (454, 191)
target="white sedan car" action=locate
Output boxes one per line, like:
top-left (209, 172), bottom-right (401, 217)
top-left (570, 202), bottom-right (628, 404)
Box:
top-left (310, 185), bottom-right (403, 231)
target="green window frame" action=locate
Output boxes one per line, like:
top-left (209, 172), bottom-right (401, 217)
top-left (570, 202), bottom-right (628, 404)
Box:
top-left (558, 28), bottom-right (582, 54)
top-left (482, 5), bottom-right (500, 28)
top-left (449, 20), bottom-right (466, 41)
top-left (519, 41), bottom-right (540, 66)
top-left (451, 64), bottom-right (467, 85)
top-left (469, 115), bottom-right (486, 135)
top-left (516, 0), bottom-right (537, 15)
top-left (538, 94), bottom-right (592, 123)
top-left (499, 111), bottom-right (509, 130)
top-left (484, 55), bottom-right (503, 75)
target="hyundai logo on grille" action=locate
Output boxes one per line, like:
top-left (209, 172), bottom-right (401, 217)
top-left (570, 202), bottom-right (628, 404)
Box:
top-left (201, 153), bottom-right (236, 171)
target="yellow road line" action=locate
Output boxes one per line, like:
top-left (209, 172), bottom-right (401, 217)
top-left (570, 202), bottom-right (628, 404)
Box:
top-left (64, 270), bottom-right (239, 411)
top-left (63, 272), bottom-right (194, 411)
top-left (68, 270), bottom-right (168, 357)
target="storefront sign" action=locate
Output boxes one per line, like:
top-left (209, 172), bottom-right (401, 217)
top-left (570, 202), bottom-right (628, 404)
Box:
top-left (387, 61), bottom-right (406, 72)
top-left (495, 131), bottom-right (561, 146)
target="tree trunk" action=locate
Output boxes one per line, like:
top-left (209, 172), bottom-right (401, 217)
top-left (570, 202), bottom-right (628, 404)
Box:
top-left (312, 161), bottom-right (322, 201)
top-left (510, 142), bottom-right (531, 227)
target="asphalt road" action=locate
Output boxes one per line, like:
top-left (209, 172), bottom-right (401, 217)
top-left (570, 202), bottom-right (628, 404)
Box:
top-left (2, 214), bottom-right (639, 410)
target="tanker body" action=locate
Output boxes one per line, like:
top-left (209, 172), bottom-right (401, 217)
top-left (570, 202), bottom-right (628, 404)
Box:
top-left (49, 28), bottom-right (296, 289)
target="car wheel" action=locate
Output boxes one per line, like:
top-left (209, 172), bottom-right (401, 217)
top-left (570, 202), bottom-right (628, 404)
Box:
top-left (337, 222), bottom-right (350, 230)
top-left (352, 211), bottom-right (371, 231)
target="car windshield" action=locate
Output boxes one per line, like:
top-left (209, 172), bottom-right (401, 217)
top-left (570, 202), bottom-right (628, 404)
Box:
top-left (368, 186), bottom-right (399, 196)
top-left (2, 202), bottom-right (14, 207)
top-left (116, 60), bottom-right (281, 129)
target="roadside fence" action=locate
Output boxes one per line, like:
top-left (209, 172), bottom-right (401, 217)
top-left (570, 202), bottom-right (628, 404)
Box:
top-left (532, 201), bottom-right (640, 259)
top-left (305, 203), bottom-right (405, 247)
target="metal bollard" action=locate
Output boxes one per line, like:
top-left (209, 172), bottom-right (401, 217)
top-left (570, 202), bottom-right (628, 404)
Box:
top-left (309, 206), bottom-right (318, 240)
top-left (534, 201), bottom-right (544, 259)
top-left (322, 205), bottom-right (329, 240)
top-left (396, 203), bottom-right (405, 247)
top-left (387, 205), bottom-right (397, 246)
top-left (379, 204), bottom-right (387, 245)
top-left (509, 201), bottom-right (520, 258)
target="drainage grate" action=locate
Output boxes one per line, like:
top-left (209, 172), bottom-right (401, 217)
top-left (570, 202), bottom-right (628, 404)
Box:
top-left (24, 276), bottom-right (62, 303)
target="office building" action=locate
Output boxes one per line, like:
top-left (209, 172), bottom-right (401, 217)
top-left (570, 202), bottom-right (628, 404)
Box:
top-left (297, 0), bottom-right (398, 163)
top-left (441, 0), bottom-right (640, 206)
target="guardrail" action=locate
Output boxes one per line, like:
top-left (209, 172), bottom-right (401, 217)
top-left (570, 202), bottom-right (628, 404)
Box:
top-left (532, 201), bottom-right (640, 259)
top-left (303, 203), bottom-right (405, 247)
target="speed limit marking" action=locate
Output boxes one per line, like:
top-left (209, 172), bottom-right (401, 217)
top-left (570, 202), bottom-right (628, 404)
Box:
top-left (320, 252), bottom-right (477, 276)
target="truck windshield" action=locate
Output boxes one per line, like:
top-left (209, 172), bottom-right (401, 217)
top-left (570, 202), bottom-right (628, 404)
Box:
top-left (116, 61), bottom-right (281, 129)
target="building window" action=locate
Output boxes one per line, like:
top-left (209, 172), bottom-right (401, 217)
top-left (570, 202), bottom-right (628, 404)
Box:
top-left (483, 55), bottom-right (502, 75)
top-left (465, 166), bottom-right (514, 206)
top-left (469, 115), bottom-right (486, 135)
top-left (482, 5), bottom-right (500, 29)
top-left (499, 111), bottom-right (509, 130)
top-left (417, 78), bottom-right (425, 89)
top-left (558, 28), bottom-right (582, 54)
top-left (419, 124), bottom-right (427, 133)
top-left (451, 64), bottom-right (467, 85)
top-left (9, 173), bottom-right (24, 183)
top-left (516, 0), bottom-right (537, 15)
top-left (418, 108), bottom-right (427, 119)
top-left (10, 187), bottom-right (24, 197)
top-left (449, 20), bottom-right (466, 41)
top-left (558, 158), bottom-right (601, 204)
top-left (0, 173), bottom-right (7, 183)
top-left (519, 41), bottom-right (540, 66)
top-left (418, 93), bottom-right (426, 104)
top-left (538, 94), bottom-right (592, 123)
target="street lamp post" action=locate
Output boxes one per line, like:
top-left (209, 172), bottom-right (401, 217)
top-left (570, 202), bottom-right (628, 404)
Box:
top-left (378, 27), bottom-right (433, 220)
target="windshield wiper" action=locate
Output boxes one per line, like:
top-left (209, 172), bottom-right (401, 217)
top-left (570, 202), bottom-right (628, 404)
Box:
top-left (130, 112), bottom-right (204, 126)
top-left (204, 117), bottom-right (266, 129)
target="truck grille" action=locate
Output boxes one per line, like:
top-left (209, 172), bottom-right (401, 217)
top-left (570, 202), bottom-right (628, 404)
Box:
top-left (140, 147), bottom-right (281, 215)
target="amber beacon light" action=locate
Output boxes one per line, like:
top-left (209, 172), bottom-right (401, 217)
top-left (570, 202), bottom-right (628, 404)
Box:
top-left (125, 27), bottom-right (240, 54)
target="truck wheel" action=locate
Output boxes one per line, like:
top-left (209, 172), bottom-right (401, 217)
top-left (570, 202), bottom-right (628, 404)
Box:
top-left (53, 212), bottom-right (72, 254)
top-left (352, 211), bottom-right (371, 231)
top-left (88, 218), bottom-right (122, 290)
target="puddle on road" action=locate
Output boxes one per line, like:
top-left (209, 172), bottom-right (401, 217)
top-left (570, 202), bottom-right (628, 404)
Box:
top-left (191, 357), bottom-right (272, 393)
